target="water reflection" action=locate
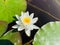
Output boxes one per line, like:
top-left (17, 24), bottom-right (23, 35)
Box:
top-left (54, 0), bottom-right (60, 6)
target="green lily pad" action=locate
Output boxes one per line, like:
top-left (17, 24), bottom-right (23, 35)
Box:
top-left (33, 21), bottom-right (60, 45)
top-left (0, 0), bottom-right (27, 23)
top-left (0, 30), bottom-right (22, 45)
top-left (0, 21), bottom-right (8, 37)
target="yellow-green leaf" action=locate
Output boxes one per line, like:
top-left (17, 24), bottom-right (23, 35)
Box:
top-left (0, 0), bottom-right (27, 23)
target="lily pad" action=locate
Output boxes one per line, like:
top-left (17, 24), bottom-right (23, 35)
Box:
top-left (0, 0), bottom-right (27, 23)
top-left (0, 21), bottom-right (8, 37)
top-left (33, 21), bottom-right (60, 45)
top-left (0, 30), bottom-right (22, 45)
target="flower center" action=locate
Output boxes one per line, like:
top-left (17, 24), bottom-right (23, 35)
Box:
top-left (23, 17), bottom-right (31, 24)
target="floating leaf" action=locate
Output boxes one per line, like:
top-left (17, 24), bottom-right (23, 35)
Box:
top-left (0, 0), bottom-right (27, 23)
top-left (33, 21), bottom-right (60, 45)
top-left (0, 21), bottom-right (8, 37)
top-left (0, 30), bottom-right (22, 45)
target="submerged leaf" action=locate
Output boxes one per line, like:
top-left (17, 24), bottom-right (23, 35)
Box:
top-left (0, 40), bottom-right (13, 45)
top-left (0, 30), bottom-right (22, 45)
top-left (33, 21), bottom-right (60, 45)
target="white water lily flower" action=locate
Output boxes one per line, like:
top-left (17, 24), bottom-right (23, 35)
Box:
top-left (12, 11), bottom-right (39, 36)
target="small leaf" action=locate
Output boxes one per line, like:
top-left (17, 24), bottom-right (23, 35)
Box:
top-left (0, 21), bottom-right (8, 37)
top-left (0, 30), bottom-right (22, 45)
top-left (33, 21), bottom-right (60, 45)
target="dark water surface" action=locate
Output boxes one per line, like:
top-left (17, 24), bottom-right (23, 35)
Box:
top-left (0, 40), bottom-right (13, 45)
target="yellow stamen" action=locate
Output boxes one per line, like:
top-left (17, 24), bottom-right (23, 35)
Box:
top-left (23, 17), bottom-right (31, 24)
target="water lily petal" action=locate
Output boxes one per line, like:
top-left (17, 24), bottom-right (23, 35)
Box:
top-left (23, 11), bottom-right (29, 17)
top-left (20, 12), bottom-right (24, 19)
top-left (28, 25), bottom-right (39, 30)
top-left (18, 27), bottom-right (24, 31)
top-left (16, 21), bottom-right (20, 25)
top-left (28, 25), bottom-right (34, 30)
top-left (25, 30), bottom-right (31, 36)
top-left (25, 11), bottom-right (29, 16)
top-left (30, 13), bottom-right (34, 19)
top-left (21, 12), bottom-right (24, 16)
top-left (15, 15), bottom-right (19, 20)
top-left (12, 25), bottom-right (18, 28)
top-left (32, 25), bottom-right (39, 30)
top-left (32, 17), bottom-right (38, 24)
